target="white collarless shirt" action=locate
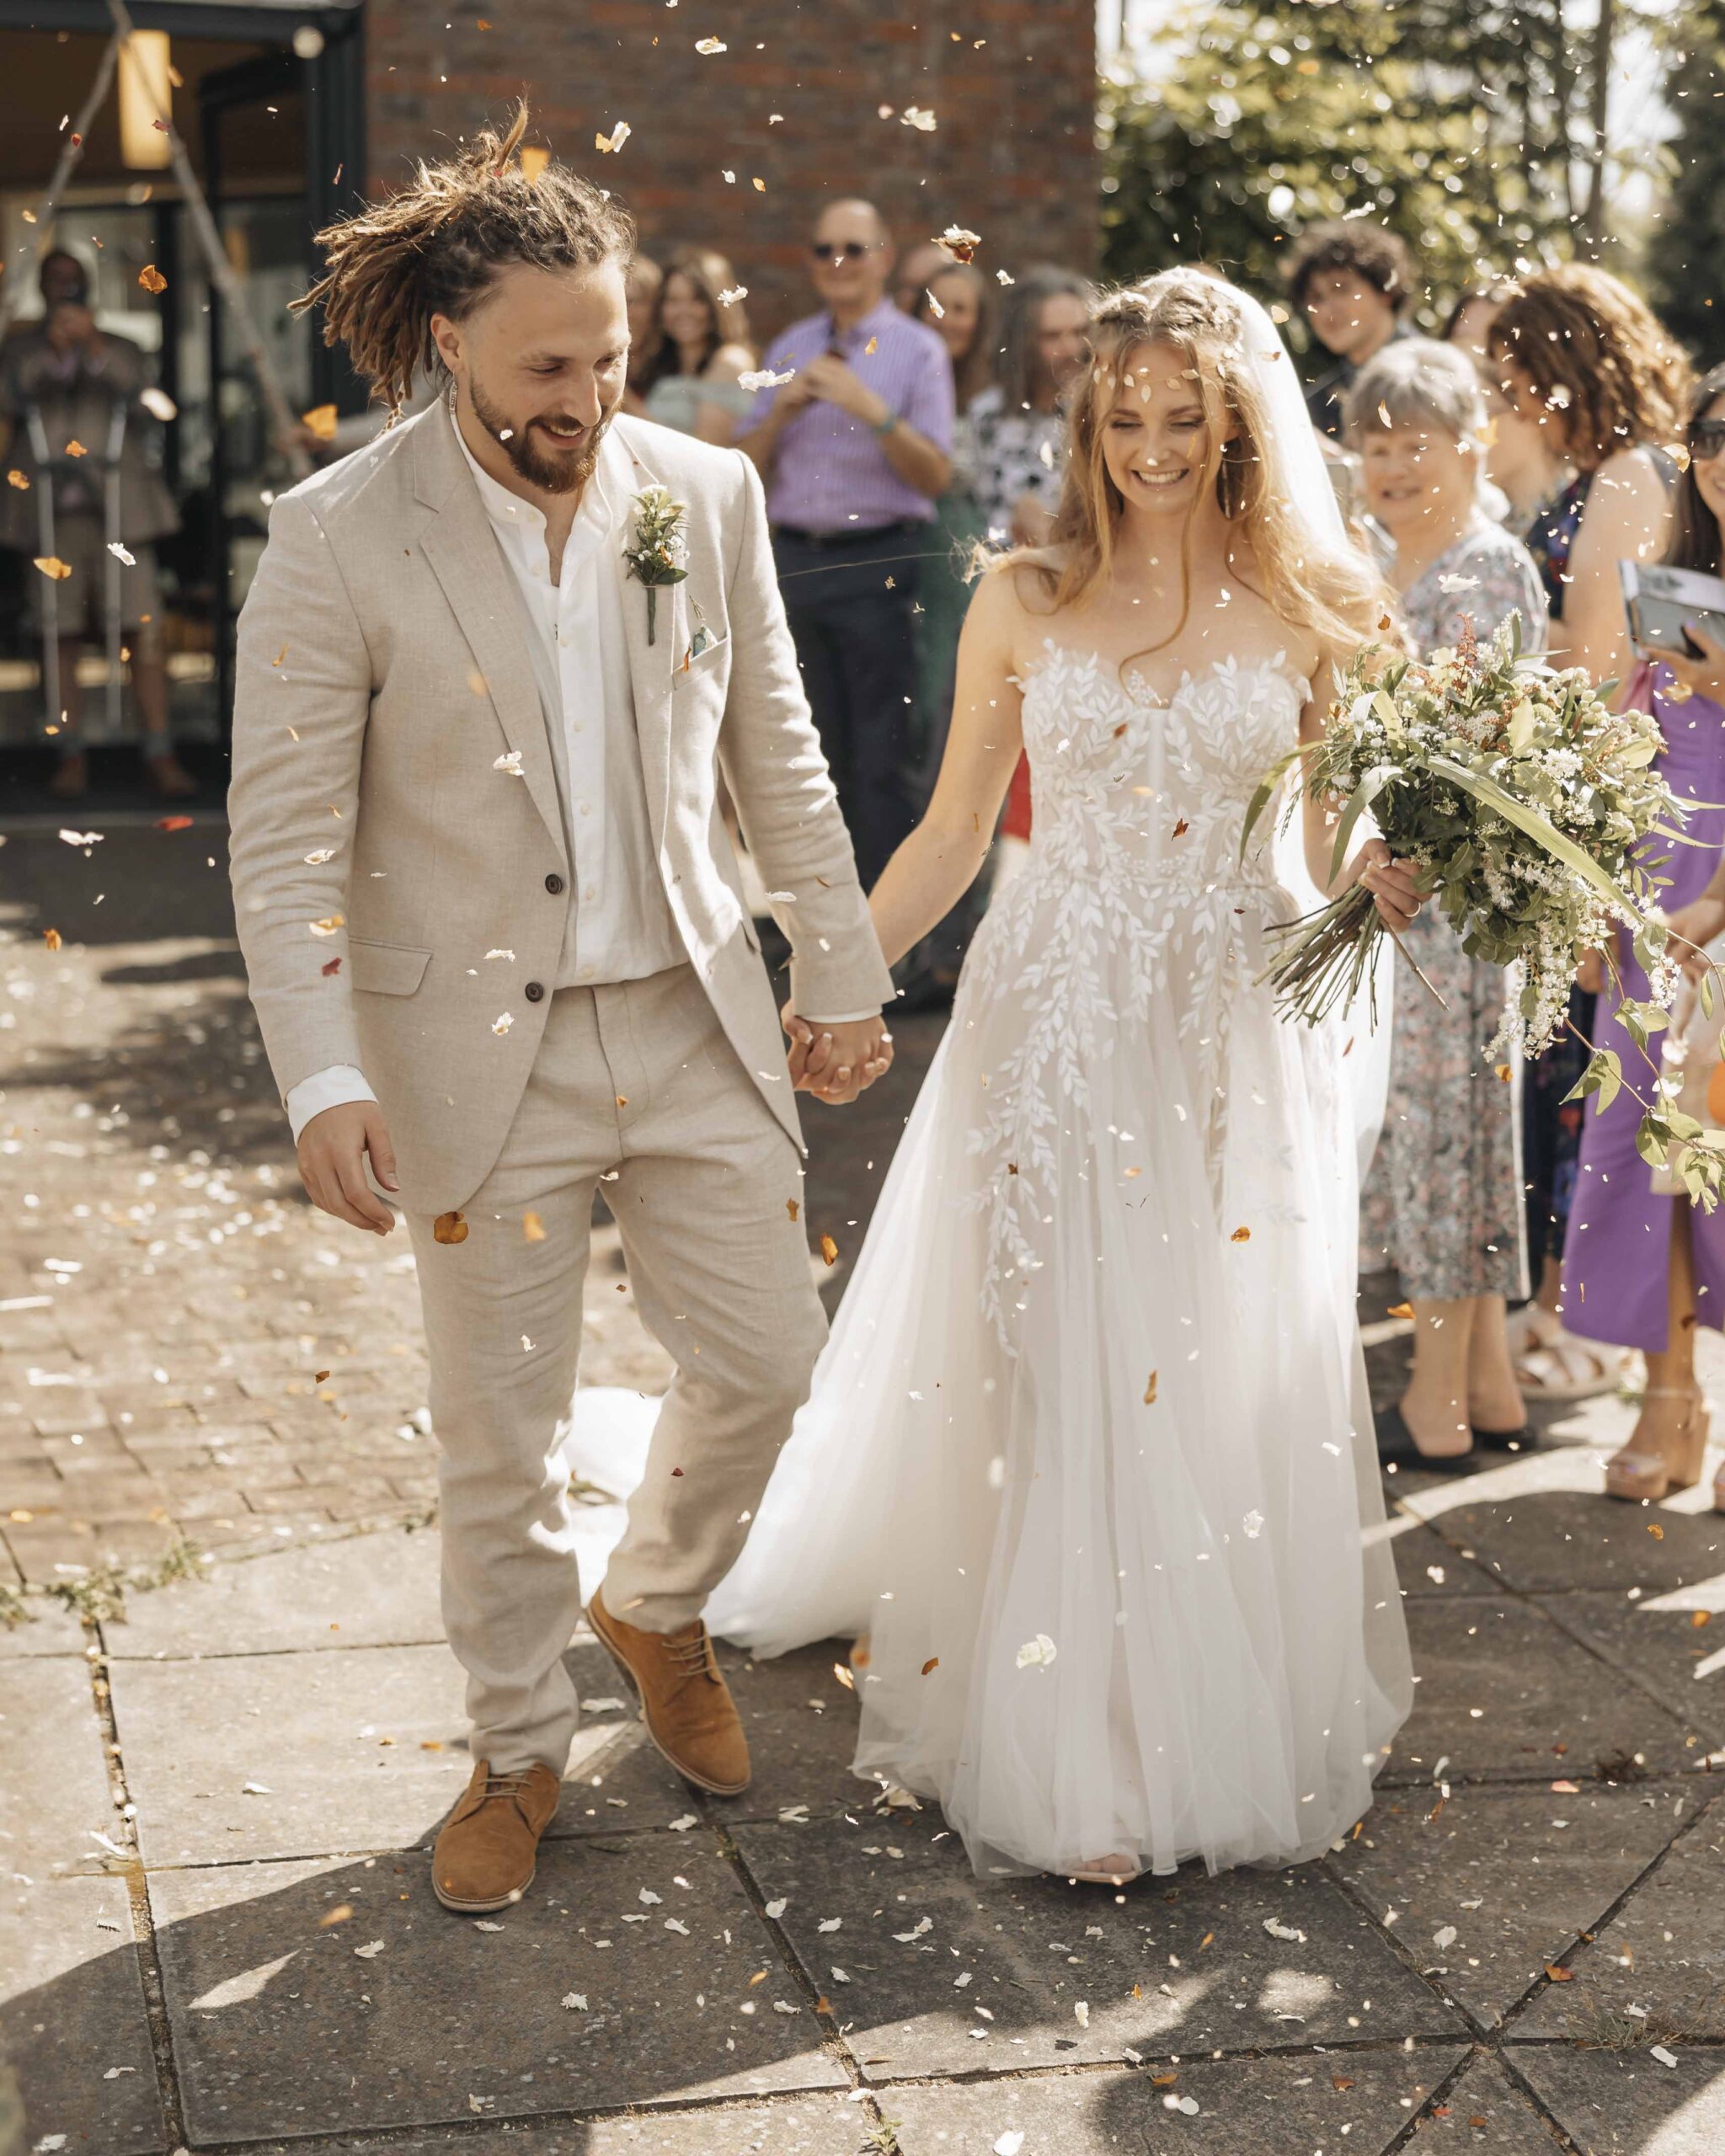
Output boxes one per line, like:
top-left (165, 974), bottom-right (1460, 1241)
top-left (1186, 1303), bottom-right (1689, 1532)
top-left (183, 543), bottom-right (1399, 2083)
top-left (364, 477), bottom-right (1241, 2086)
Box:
top-left (284, 407), bottom-right (681, 1140)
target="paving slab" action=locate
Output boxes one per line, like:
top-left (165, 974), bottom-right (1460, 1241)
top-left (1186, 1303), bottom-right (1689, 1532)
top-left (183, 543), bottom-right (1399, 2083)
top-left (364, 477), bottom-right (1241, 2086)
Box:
top-left (886, 2046), bottom-right (1471, 2154)
top-left (1327, 1782), bottom-right (1680, 2030)
top-left (0, 1598), bottom-right (88, 1659)
top-left (1514, 2041), bottom-right (1725, 2153)
top-left (1413, 2053), bottom-right (1573, 2150)
top-left (110, 1637), bottom-right (690, 1866)
top-left (732, 1816), bottom-right (1463, 2083)
top-left (712, 1640), bottom-right (884, 1826)
top-left (0, 1877), bottom-right (166, 2154)
top-left (148, 1838), bottom-right (846, 2144)
top-left (1513, 1812), bottom-right (1725, 2043)
top-left (1412, 1480), bottom-right (1724, 1596)
top-left (227, 2095), bottom-right (877, 2154)
top-left (101, 1524), bottom-right (446, 1658)
top-left (1536, 1591), bottom-right (1725, 1748)
top-left (1382, 1598), bottom-right (1694, 1785)
top-left (1389, 1518), bottom-right (1503, 1599)
top-left (0, 1655), bottom-right (117, 1875)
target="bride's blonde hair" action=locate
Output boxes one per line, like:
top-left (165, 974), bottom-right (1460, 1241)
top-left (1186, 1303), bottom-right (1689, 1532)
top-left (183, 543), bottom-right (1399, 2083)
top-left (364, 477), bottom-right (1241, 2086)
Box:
top-left (1009, 270), bottom-right (1391, 670)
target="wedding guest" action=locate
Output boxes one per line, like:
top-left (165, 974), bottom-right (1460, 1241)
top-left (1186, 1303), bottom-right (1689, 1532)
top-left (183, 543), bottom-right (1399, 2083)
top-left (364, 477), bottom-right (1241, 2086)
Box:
top-left (1442, 280), bottom-right (1517, 361)
top-left (0, 250), bottom-right (193, 801)
top-left (1488, 265), bottom-right (1690, 1397)
top-left (1348, 342), bottom-right (1543, 1466)
top-left (1442, 281), bottom-right (1573, 526)
top-left (1564, 364), bottom-right (1725, 1508)
top-left (966, 266), bottom-right (1092, 545)
top-left (740, 198), bottom-right (954, 885)
top-left (638, 246), bottom-right (756, 445)
top-left (894, 238), bottom-right (952, 317)
top-left (620, 252), bottom-right (663, 416)
top-left (1287, 220), bottom-right (1416, 440)
top-left (906, 259), bottom-right (996, 1001)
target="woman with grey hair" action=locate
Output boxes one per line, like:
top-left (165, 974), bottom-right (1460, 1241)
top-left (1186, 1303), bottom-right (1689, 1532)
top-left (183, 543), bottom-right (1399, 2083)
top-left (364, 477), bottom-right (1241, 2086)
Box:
top-left (1349, 336), bottom-right (1548, 1469)
top-left (965, 265), bottom-right (1092, 545)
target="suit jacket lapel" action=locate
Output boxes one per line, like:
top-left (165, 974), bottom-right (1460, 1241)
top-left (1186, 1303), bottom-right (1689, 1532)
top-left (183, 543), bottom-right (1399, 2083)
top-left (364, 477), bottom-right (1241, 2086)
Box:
top-left (413, 408), bottom-right (569, 869)
top-left (614, 431), bottom-right (681, 851)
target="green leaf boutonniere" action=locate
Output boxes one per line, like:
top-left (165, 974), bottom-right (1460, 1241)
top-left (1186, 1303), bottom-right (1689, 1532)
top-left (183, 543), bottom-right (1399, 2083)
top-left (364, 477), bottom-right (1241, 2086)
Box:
top-left (622, 485), bottom-right (689, 645)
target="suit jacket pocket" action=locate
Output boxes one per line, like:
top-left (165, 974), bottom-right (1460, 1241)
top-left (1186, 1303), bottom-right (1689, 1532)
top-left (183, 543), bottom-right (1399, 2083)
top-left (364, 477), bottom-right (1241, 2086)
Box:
top-left (676, 629), bottom-right (730, 683)
top-left (349, 937), bottom-right (432, 995)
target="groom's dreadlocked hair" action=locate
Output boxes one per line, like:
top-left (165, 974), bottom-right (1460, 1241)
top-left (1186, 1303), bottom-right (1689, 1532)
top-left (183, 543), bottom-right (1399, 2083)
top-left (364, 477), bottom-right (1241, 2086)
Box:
top-left (291, 103), bottom-right (635, 423)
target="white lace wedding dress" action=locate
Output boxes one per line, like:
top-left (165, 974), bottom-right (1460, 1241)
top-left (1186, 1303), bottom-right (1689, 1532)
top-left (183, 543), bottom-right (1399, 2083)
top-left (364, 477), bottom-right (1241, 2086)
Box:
top-left (704, 635), bottom-right (1414, 1881)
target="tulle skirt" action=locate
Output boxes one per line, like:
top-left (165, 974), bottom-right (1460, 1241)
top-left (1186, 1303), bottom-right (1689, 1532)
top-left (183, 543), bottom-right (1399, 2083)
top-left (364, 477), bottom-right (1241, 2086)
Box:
top-left (705, 871), bottom-right (1413, 1881)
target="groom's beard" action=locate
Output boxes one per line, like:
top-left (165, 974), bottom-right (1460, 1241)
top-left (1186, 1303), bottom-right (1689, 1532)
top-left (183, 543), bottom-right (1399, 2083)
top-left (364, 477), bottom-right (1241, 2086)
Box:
top-left (468, 376), bottom-right (612, 495)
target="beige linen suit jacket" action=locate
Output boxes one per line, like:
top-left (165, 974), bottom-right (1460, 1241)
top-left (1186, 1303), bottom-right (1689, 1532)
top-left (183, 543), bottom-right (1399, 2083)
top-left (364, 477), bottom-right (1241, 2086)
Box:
top-left (228, 403), bottom-right (895, 1217)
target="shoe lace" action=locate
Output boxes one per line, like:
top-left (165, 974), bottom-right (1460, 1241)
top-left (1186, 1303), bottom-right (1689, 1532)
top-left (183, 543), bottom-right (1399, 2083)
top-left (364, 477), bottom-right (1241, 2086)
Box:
top-left (665, 1624), bottom-right (717, 1680)
top-left (478, 1767), bottom-right (537, 1808)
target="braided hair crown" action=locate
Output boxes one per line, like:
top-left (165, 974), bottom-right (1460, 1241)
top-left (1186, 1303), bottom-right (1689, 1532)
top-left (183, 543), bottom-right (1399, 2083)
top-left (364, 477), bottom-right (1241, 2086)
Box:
top-left (292, 103), bottom-right (635, 421)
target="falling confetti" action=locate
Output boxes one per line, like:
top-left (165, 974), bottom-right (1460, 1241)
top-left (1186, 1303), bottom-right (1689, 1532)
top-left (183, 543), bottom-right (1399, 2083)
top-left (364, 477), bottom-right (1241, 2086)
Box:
top-left (433, 1211), bottom-right (468, 1246)
top-left (300, 404), bottom-right (338, 442)
top-left (137, 264), bottom-right (168, 294)
top-left (595, 121), bottom-right (632, 153)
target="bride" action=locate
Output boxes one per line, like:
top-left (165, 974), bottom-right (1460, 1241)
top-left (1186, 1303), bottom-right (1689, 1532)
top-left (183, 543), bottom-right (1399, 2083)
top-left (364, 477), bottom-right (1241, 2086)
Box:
top-left (705, 270), bottom-right (1418, 1886)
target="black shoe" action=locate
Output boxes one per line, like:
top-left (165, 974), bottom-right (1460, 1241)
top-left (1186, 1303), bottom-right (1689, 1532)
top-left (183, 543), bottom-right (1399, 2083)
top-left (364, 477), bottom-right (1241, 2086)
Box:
top-left (1471, 1421), bottom-right (1535, 1451)
top-left (1375, 1403), bottom-right (1476, 1473)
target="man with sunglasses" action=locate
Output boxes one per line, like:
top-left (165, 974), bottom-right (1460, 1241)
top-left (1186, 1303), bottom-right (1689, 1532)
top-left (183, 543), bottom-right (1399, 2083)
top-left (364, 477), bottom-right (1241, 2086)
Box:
top-left (740, 200), bottom-right (954, 887)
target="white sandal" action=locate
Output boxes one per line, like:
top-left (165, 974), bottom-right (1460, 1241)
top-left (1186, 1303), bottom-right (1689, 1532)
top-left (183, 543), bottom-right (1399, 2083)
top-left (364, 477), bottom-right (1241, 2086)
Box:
top-left (1509, 1305), bottom-right (1624, 1401)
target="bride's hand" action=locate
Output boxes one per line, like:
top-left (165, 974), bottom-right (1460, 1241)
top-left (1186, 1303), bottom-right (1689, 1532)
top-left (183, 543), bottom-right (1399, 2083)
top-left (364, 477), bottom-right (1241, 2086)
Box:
top-left (1348, 837), bottom-right (1423, 933)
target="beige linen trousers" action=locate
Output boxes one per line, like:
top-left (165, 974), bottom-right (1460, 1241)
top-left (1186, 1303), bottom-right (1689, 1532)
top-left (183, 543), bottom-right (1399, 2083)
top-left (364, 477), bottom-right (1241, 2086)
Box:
top-left (229, 404), bottom-right (894, 1773)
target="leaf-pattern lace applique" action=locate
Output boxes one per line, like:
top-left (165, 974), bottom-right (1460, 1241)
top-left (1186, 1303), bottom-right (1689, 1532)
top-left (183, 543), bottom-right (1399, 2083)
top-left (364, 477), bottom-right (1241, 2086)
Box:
top-left (958, 640), bottom-right (1308, 1347)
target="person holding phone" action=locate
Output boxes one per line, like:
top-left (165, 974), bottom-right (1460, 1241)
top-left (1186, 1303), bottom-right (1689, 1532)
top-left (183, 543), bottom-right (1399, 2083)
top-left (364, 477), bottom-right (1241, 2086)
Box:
top-left (1562, 364), bottom-right (1725, 1511)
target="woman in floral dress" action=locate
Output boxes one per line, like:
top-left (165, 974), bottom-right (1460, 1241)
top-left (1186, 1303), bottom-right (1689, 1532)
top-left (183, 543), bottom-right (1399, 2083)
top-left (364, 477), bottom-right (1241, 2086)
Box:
top-left (1348, 339), bottom-right (1543, 1466)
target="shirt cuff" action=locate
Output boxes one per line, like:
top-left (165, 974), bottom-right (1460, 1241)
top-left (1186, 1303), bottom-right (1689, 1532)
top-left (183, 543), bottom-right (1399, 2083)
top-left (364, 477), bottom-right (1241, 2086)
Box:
top-left (801, 1010), bottom-right (881, 1025)
top-left (286, 1065), bottom-right (377, 1143)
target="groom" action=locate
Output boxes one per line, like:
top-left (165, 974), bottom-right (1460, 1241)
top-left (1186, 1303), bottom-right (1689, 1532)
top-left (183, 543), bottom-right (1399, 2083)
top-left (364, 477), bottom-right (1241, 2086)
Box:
top-left (227, 113), bottom-right (895, 1913)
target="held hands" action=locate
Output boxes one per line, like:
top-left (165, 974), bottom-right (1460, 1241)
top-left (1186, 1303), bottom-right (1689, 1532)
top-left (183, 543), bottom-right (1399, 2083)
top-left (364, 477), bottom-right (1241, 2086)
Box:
top-left (297, 1101), bottom-right (399, 1235)
top-left (781, 1002), bottom-right (895, 1107)
top-left (1346, 836), bottom-right (1424, 934)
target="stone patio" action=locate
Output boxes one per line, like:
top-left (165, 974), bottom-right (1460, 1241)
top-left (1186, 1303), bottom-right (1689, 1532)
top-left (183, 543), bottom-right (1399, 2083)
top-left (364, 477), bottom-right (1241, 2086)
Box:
top-left (4, 814), bottom-right (1725, 2153)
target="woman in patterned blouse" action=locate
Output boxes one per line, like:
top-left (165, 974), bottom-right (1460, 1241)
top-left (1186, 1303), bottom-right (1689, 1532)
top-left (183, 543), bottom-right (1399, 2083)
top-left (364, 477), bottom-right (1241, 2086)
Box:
top-left (1348, 338), bottom-right (1547, 1469)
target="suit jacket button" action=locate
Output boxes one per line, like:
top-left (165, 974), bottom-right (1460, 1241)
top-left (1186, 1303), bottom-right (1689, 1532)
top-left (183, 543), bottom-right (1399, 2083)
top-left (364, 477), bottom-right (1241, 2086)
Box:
top-left (525, 980), bottom-right (546, 1003)
top-left (544, 873), bottom-right (565, 894)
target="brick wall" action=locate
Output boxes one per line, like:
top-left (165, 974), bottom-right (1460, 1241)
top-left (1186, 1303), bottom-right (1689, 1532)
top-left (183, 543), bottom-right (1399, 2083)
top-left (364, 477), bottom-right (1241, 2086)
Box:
top-left (364, 0), bottom-right (1098, 344)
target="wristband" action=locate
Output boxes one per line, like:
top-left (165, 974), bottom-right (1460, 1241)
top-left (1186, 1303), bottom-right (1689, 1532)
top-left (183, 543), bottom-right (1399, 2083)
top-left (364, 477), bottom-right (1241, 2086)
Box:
top-left (871, 408), bottom-right (899, 439)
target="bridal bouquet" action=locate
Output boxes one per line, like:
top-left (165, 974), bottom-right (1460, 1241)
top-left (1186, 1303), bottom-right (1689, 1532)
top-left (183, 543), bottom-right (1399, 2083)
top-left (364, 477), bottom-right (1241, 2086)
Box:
top-left (1243, 615), bottom-right (1724, 1204)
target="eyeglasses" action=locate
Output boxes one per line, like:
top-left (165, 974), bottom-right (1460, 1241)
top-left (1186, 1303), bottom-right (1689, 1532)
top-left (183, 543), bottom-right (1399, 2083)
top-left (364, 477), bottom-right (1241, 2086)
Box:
top-left (810, 240), bottom-right (871, 264)
top-left (1690, 418), bottom-right (1725, 463)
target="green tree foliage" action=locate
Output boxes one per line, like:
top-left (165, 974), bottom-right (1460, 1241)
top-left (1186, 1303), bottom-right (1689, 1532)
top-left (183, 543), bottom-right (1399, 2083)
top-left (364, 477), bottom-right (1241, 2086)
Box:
top-left (1099, 0), bottom-right (1606, 343)
top-left (1647, 0), bottom-right (1725, 366)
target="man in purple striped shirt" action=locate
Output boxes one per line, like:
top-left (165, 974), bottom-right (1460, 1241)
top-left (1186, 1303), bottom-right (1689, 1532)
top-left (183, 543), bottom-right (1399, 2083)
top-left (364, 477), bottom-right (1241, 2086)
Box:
top-left (740, 200), bottom-right (953, 885)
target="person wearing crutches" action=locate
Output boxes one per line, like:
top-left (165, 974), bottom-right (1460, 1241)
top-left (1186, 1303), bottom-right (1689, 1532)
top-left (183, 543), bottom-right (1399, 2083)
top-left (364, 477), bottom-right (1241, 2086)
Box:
top-left (0, 253), bottom-right (192, 801)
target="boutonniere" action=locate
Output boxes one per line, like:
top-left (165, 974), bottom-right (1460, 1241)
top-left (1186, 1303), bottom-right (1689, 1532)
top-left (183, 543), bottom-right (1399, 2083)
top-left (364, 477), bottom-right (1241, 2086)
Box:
top-left (622, 485), bottom-right (689, 646)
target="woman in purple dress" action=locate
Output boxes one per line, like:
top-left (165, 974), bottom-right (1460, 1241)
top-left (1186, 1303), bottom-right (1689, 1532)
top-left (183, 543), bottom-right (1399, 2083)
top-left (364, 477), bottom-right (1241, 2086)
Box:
top-left (1562, 365), bottom-right (1725, 1508)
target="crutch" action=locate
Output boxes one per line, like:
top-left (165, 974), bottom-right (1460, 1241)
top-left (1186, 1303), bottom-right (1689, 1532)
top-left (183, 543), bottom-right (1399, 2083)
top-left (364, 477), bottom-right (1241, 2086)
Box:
top-left (23, 403), bottom-right (61, 739)
top-left (102, 392), bottom-right (127, 734)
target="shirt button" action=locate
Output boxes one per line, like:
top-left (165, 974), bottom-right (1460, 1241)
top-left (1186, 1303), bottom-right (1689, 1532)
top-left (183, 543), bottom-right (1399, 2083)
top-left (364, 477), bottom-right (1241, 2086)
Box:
top-left (544, 872), bottom-right (565, 894)
top-left (579, 802), bottom-right (592, 817)
top-left (525, 980), bottom-right (546, 1003)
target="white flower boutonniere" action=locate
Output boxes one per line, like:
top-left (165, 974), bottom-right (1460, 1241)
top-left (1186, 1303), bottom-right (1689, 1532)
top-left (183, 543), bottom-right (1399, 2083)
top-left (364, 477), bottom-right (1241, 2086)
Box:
top-left (622, 485), bottom-right (689, 646)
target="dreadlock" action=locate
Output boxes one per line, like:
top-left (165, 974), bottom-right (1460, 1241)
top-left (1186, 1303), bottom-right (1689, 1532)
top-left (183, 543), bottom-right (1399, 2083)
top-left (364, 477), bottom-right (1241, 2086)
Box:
top-left (291, 103), bottom-right (635, 422)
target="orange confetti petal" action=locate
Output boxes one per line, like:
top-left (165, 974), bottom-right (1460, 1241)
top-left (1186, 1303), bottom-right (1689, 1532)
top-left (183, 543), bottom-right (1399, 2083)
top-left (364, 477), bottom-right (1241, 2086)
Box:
top-left (138, 264), bottom-right (168, 294)
top-left (820, 1233), bottom-right (838, 1266)
top-left (1387, 1301), bottom-right (1413, 1320)
top-left (833, 1661), bottom-right (854, 1690)
top-left (156, 814), bottom-right (194, 831)
top-left (318, 1903), bottom-right (354, 1928)
top-left (523, 1210), bottom-right (547, 1241)
top-left (1144, 1370), bottom-right (1158, 1404)
top-left (433, 1210), bottom-right (468, 1246)
top-left (42, 926), bottom-right (62, 951)
top-left (1544, 1963), bottom-right (1575, 1983)
top-left (1230, 1225), bottom-right (1252, 1243)
top-left (1692, 1609), bottom-right (1712, 1628)
top-left (64, 439), bottom-right (87, 458)
top-left (787, 1198), bottom-right (800, 1222)
top-left (1648, 1522), bottom-right (1664, 1540)
top-left (921, 1656), bottom-right (939, 1676)
top-left (33, 556), bottom-right (72, 580)
top-left (300, 403), bottom-right (338, 442)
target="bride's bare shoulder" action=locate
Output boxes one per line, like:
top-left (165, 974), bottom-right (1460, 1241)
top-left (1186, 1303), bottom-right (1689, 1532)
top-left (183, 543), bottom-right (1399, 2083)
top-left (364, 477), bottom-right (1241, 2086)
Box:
top-left (965, 550), bottom-right (1065, 647)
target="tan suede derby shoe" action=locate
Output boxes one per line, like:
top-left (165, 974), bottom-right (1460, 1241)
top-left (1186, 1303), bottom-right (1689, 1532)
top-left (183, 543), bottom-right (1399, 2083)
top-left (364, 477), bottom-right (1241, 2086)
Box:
top-left (587, 1585), bottom-right (750, 1796)
top-left (432, 1758), bottom-right (562, 1913)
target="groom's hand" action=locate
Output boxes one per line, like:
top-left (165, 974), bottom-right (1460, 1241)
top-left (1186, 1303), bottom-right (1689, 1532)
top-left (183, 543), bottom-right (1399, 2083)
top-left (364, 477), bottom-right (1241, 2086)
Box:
top-left (781, 1005), bottom-right (894, 1106)
top-left (297, 1101), bottom-right (400, 1235)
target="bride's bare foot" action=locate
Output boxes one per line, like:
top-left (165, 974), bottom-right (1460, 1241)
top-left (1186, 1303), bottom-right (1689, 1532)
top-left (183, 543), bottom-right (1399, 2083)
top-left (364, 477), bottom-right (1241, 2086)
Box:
top-left (1066, 1853), bottom-right (1140, 1886)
